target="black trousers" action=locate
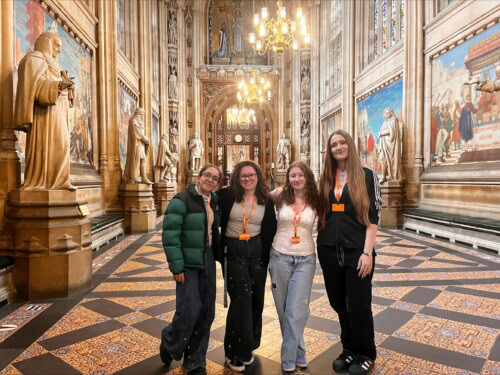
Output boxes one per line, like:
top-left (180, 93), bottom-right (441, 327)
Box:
top-left (161, 248), bottom-right (216, 371)
top-left (317, 245), bottom-right (377, 360)
top-left (224, 235), bottom-right (268, 362)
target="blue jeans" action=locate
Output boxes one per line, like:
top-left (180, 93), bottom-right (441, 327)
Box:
top-left (269, 248), bottom-right (316, 368)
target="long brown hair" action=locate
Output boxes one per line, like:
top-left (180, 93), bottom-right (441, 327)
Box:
top-left (317, 130), bottom-right (370, 230)
top-left (229, 160), bottom-right (269, 205)
top-left (277, 161), bottom-right (319, 212)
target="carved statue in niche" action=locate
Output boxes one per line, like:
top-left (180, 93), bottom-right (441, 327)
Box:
top-left (300, 112), bottom-right (310, 154)
top-left (188, 133), bottom-right (204, 171)
top-left (168, 64), bottom-right (178, 100)
top-left (124, 108), bottom-right (152, 184)
top-left (301, 73), bottom-right (311, 101)
top-left (169, 115), bottom-right (179, 154)
top-left (378, 108), bottom-right (403, 183)
top-left (14, 32), bottom-right (76, 191)
top-left (276, 134), bottom-right (291, 170)
top-left (157, 134), bottom-right (176, 181)
top-left (168, 10), bottom-right (177, 45)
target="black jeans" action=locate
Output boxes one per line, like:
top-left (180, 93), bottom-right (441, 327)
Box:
top-left (160, 247), bottom-right (216, 371)
top-left (317, 245), bottom-right (377, 361)
top-left (224, 235), bottom-right (268, 362)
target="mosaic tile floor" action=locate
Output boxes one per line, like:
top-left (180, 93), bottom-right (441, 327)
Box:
top-left (0, 228), bottom-right (499, 374)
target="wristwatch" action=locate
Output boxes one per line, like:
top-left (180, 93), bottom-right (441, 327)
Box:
top-left (362, 251), bottom-right (372, 257)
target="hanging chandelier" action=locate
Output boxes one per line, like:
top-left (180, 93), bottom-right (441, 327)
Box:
top-left (249, 0), bottom-right (310, 55)
top-left (236, 70), bottom-right (272, 106)
top-left (227, 105), bottom-right (256, 130)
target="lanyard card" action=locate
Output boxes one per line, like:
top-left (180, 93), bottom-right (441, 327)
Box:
top-left (291, 236), bottom-right (301, 244)
top-left (239, 232), bottom-right (251, 241)
top-left (332, 204), bottom-right (344, 212)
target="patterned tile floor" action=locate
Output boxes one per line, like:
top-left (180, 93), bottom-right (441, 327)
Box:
top-left (0, 227), bottom-right (500, 374)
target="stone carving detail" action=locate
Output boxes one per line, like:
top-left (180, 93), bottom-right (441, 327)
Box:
top-left (378, 108), bottom-right (403, 183)
top-left (168, 61), bottom-right (178, 100)
top-left (187, 35), bottom-right (192, 48)
top-left (169, 111), bottom-right (179, 154)
top-left (184, 1), bottom-right (193, 28)
top-left (124, 108), bottom-right (153, 184)
top-left (301, 57), bottom-right (311, 101)
top-left (188, 133), bottom-right (204, 171)
top-left (187, 56), bottom-right (192, 67)
top-left (157, 134), bottom-right (177, 182)
top-left (14, 32), bottom-right (76, 191)
top-left (187, 74), bottom-right (192, 87)
top-left (277, 134), bottom-right (291, 170)
top-left (168, 9), bottom-right (177, 45)
top-left (196, 65), bottom-right (281, 80)
top-left (300, 110), bottom-right (311, 154)
top-left (203, 83), bottom-right (229, 106)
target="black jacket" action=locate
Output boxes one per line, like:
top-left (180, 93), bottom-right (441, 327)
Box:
top-left (317, 167), bottom-right (382, 250)
top-left (217, 187), bottom-right (277, 265)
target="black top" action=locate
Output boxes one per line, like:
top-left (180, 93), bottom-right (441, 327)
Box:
top-left (217, 187), bottom-right (277, 265)
top-left (317, 167), bottom-right (382, 250)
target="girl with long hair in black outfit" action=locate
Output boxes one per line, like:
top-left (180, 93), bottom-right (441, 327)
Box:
top-left (317, 130), bottom-right (382, 375)
top-left (217, 160), bottom-right (277, 372)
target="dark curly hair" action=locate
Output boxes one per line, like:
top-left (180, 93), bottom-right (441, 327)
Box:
top-left (229, 160), bottom-right (269, 205)
top-left (276, 161), bottom-right (319, 212)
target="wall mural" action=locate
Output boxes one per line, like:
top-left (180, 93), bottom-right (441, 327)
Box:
top-left (14, 0), bottom-right (94, 166)
top-left (431, 24), bottom-right (500, 165)
top-left (209, 0), bottom-right (269, 65)
top-left (118, 86), bottom-right (137, 171)
top-left (357, 79), bottom-right (403, 171)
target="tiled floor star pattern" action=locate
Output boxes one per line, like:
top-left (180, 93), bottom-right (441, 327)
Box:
top-left (0, 228), bottom-right (499, 374)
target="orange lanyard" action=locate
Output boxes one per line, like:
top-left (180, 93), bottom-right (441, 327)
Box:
top-left (241, 196), bottom-right (257, 233)
top-left (335, 173), bottom-right (347, 201)
top-left (293, 203), bottom-right (306, 237)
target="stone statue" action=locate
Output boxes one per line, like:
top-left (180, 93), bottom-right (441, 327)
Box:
top-left (276, 133), bottom-right (291, 170)
top-left (188, 133), bottom-right (204, 171)
top-left (124, 108), bottom-right (152, 184)
top-left (157, 134), bottom-right (176, 181)
top-left (378, 108), bottom-right (403, 183)
top-left (301, 74), bottom-right (311, 101)
top-left (169, 124), bottom-right (178, 154)
top-left (14, 32), bottom-right (76, 191)
top-left (168, 65), bottom-right (178, 100)
top-left (300, 112), bottom-right (310, 154)
top-left (168, 10), bottom-right (177, 45)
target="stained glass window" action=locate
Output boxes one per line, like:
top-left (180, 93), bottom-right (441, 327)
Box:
top-left (372, 0), bottom-right (404, 62)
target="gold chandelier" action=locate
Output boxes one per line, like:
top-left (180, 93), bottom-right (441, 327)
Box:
top-left (227, 105), bottom-right (256, 129)
top-left (236, 70), bottom-right (272, 106)
top-left (249, 0), bottom-right (310, 55)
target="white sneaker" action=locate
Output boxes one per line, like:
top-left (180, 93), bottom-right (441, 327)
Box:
top-left (225, 356), bottom-right (245, 372)
top-left (282, 363), bottom-right (296, 372)
top-left (243, 355), bottom-right (254, 366)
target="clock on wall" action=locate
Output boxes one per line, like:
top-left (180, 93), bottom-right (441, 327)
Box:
top-left (234, 134), bottom-right (243, 143)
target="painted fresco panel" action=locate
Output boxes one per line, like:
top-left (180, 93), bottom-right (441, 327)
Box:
top-left (209, 0), bottom-right (268, 65)
top-left (431, 24), bottom-right (500, 166)
top-left (119, 86), bottom-right (137, 171)
top-left (357, 79), bottom-right (403, 171)
top-left (14, 0), bottom-right (94, 166)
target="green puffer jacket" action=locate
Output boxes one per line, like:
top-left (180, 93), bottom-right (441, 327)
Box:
top-left (162, 184), bottom-right (221, 275)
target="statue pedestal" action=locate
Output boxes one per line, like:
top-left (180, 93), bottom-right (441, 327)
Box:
top-left (379, 180), bottom-right (404, 228)
top-left (120, 184), bottom-right (156, 234)
top-left (187, 170), bottom-right (200, 185)
top-left (154, 181), bottom-right (176, 215)
top-left (5, 190), bottom-right (92, 300)
top-left (275, 170), bottom-right (287, 187)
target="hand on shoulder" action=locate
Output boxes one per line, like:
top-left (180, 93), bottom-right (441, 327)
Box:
top-left (270, 188), bottom-right (283, 204)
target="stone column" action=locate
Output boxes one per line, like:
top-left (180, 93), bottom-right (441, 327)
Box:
top-left (343, 0), bottom-right (355, 133)
top-left (119, 184), bottom-right (156, 234)
top-left (309, 0), bottom-right (321, 179)
top-left (402, 0), bottom-right (425, 208)
top-left (0, 0), bottom-right (21, 232)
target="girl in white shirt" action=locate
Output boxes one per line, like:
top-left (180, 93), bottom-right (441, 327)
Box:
top-left (269, 161), bottom-right (319, 373)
